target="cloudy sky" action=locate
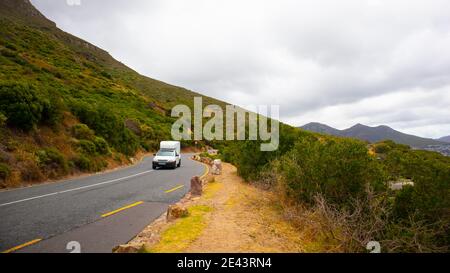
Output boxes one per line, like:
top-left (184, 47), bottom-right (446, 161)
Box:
top-left (31, 0), bottom-right (450, 138)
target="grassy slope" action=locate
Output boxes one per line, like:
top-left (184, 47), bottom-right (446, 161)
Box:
top-left (0, 1), bottom-right (226, 188)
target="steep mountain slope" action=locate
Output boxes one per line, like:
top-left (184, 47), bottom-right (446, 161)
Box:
top-left (0, 0), bottom-right (226, 188)
top-left (300, 123), bottom-right (445, 148)
top-left (0, 0), bottom-right (223, 107)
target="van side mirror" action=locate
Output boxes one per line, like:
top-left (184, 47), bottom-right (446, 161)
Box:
top-left (153, 153), bottom-right (156, 156)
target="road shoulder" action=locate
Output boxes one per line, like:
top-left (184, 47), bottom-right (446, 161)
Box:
top-left (117, 163), bottom-right (305, 253)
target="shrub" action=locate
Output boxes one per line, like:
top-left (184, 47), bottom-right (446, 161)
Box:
top-left (71, 124), bottom-right (95, 140)
top-left (70, 102), bottom-right (140, 155)
top-left (72, 155), bottom-right (92, 171)
top-left (77, 140), bottom-right (97, 155)
top-left (221, 125), bottom-right (317, 181)
top-left (0, 82), bottom-right (63, 130)
top-left (41, 95), bottom-right (64, 126)
top-left (383, 144), bottom-right (450, 225)
top-left (274, 138), bottom-right (386, 209)
top-left (100, 71), bottom-right (112, 79)
top-left (382, 215), bottom-right (449, 252)
top-left (374, 142), bottom-right (392, 154)
top-left (0, 112), bottom-right (6, 127)
top-left (0, 82), bottom-right (44, 130)
top-left (93, 137), bottom-right (110, 155)
top-left (115, 128), bottom-right (140, 156)
top-left (71, 155), bottom-right (107, 172)
top-left (0, 163), bottom-right (11, 180)
top-left (36, 148), bottom-right (68, 173)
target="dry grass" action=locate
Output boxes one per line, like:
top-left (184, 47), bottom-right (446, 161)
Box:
top-left (146, 205), bottom-right (213, 253)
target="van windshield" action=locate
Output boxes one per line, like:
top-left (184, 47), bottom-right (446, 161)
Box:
top-left (157, 150), bottom-right (175, 156)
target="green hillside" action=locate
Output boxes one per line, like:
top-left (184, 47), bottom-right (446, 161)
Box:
top-left (0, 0), bottom-right (224, 188)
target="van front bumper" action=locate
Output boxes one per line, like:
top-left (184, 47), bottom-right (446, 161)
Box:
top-left (153, 161), bottom-right (176, 168)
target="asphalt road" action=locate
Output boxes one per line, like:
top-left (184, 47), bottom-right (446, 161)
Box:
top-left (0, 154), bottom-right (205, 253)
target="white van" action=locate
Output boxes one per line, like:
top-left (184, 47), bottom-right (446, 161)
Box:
top-left (152, 141), bottom-right (181, 169)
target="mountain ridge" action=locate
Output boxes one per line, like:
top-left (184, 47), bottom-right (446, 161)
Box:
top-left (437, 136), bottom-right (450, 143)
top-left (300, 122), bottom-right (447, 148)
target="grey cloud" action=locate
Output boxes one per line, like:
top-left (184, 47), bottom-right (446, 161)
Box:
top-left (31, 0), bottom-right (450, 138)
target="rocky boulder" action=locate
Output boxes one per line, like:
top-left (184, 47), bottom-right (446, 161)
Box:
top-left (166, 204), bottom-right (189, 221)
top-left (190, 176), bottom-right (203, 196)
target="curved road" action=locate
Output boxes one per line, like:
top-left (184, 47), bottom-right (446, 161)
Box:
top-left (0, 154), bottom-right (205, 253)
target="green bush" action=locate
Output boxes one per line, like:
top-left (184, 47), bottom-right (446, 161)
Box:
top-left (0, 82), bottom-right (63, 130)
top-left (0, 163), bottom-right (11, 180)
top-left (72, 155), bottom-right (92, 171)
top-left (71, 124), bottom-right (95, 140)
top-left (374, 142), bottom-right (392, 154)
top-left (93, 137), bottom-right (110, 155)
top-left (100, 71), bottom-right (112, 79)
top-left (199, 152), bottom-right (220, 161)
top-left (221, 125), bottom-right (315, 181)
top-left (70, 102), bottom-right (140, 155)
top-left (392, 186), bottom-right (416, 219)
top-left (274, 138), bottom-right (386, 208)
top-left (392, 162), bottom-right (450, 224)
top-left (71, 155), bottom-right (107, 172)
top-left (0, 82), bottom-right (44, 131)
top-left (36, 148), bottom-right (68, 173)
top-left (381, 143), bottom-right (450, 225)
top-left (41, 95), bottom-right (64, 126)
top-left (77, 140), bottom-right (97, 155)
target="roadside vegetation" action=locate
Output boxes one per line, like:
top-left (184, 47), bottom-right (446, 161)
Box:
top-left (216, 125), bottom-right (450, 252)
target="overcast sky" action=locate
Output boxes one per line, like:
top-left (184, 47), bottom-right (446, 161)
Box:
top-left (31, 0), bottom-right (450, 138)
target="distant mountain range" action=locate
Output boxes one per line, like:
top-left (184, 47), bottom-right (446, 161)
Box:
top-left (437, 136), bottom-right (450, 143)
top-left (300, 122), bottom-right (448, 148)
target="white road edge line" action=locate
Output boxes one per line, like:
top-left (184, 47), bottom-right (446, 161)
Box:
top-left (0, 170), bottom-right (154, 208)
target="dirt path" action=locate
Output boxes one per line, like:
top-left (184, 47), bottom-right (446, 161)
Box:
top-left (123, 162), bottom-right (305, 253)
top-left (185, 163), bottom-right (304, 253)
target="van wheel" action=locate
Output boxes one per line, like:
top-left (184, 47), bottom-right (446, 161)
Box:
top-left (177, 160), bottom-right (181, 168)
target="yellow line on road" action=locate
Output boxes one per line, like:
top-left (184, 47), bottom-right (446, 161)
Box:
top-left (2, 238), bottom-right (42, 253)
top-left (200, 163), bottom-right (209, 179)
top-left (165, 185), bottom-right (184, 193)
top-left (101, 201), bottom-right (144, 218)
